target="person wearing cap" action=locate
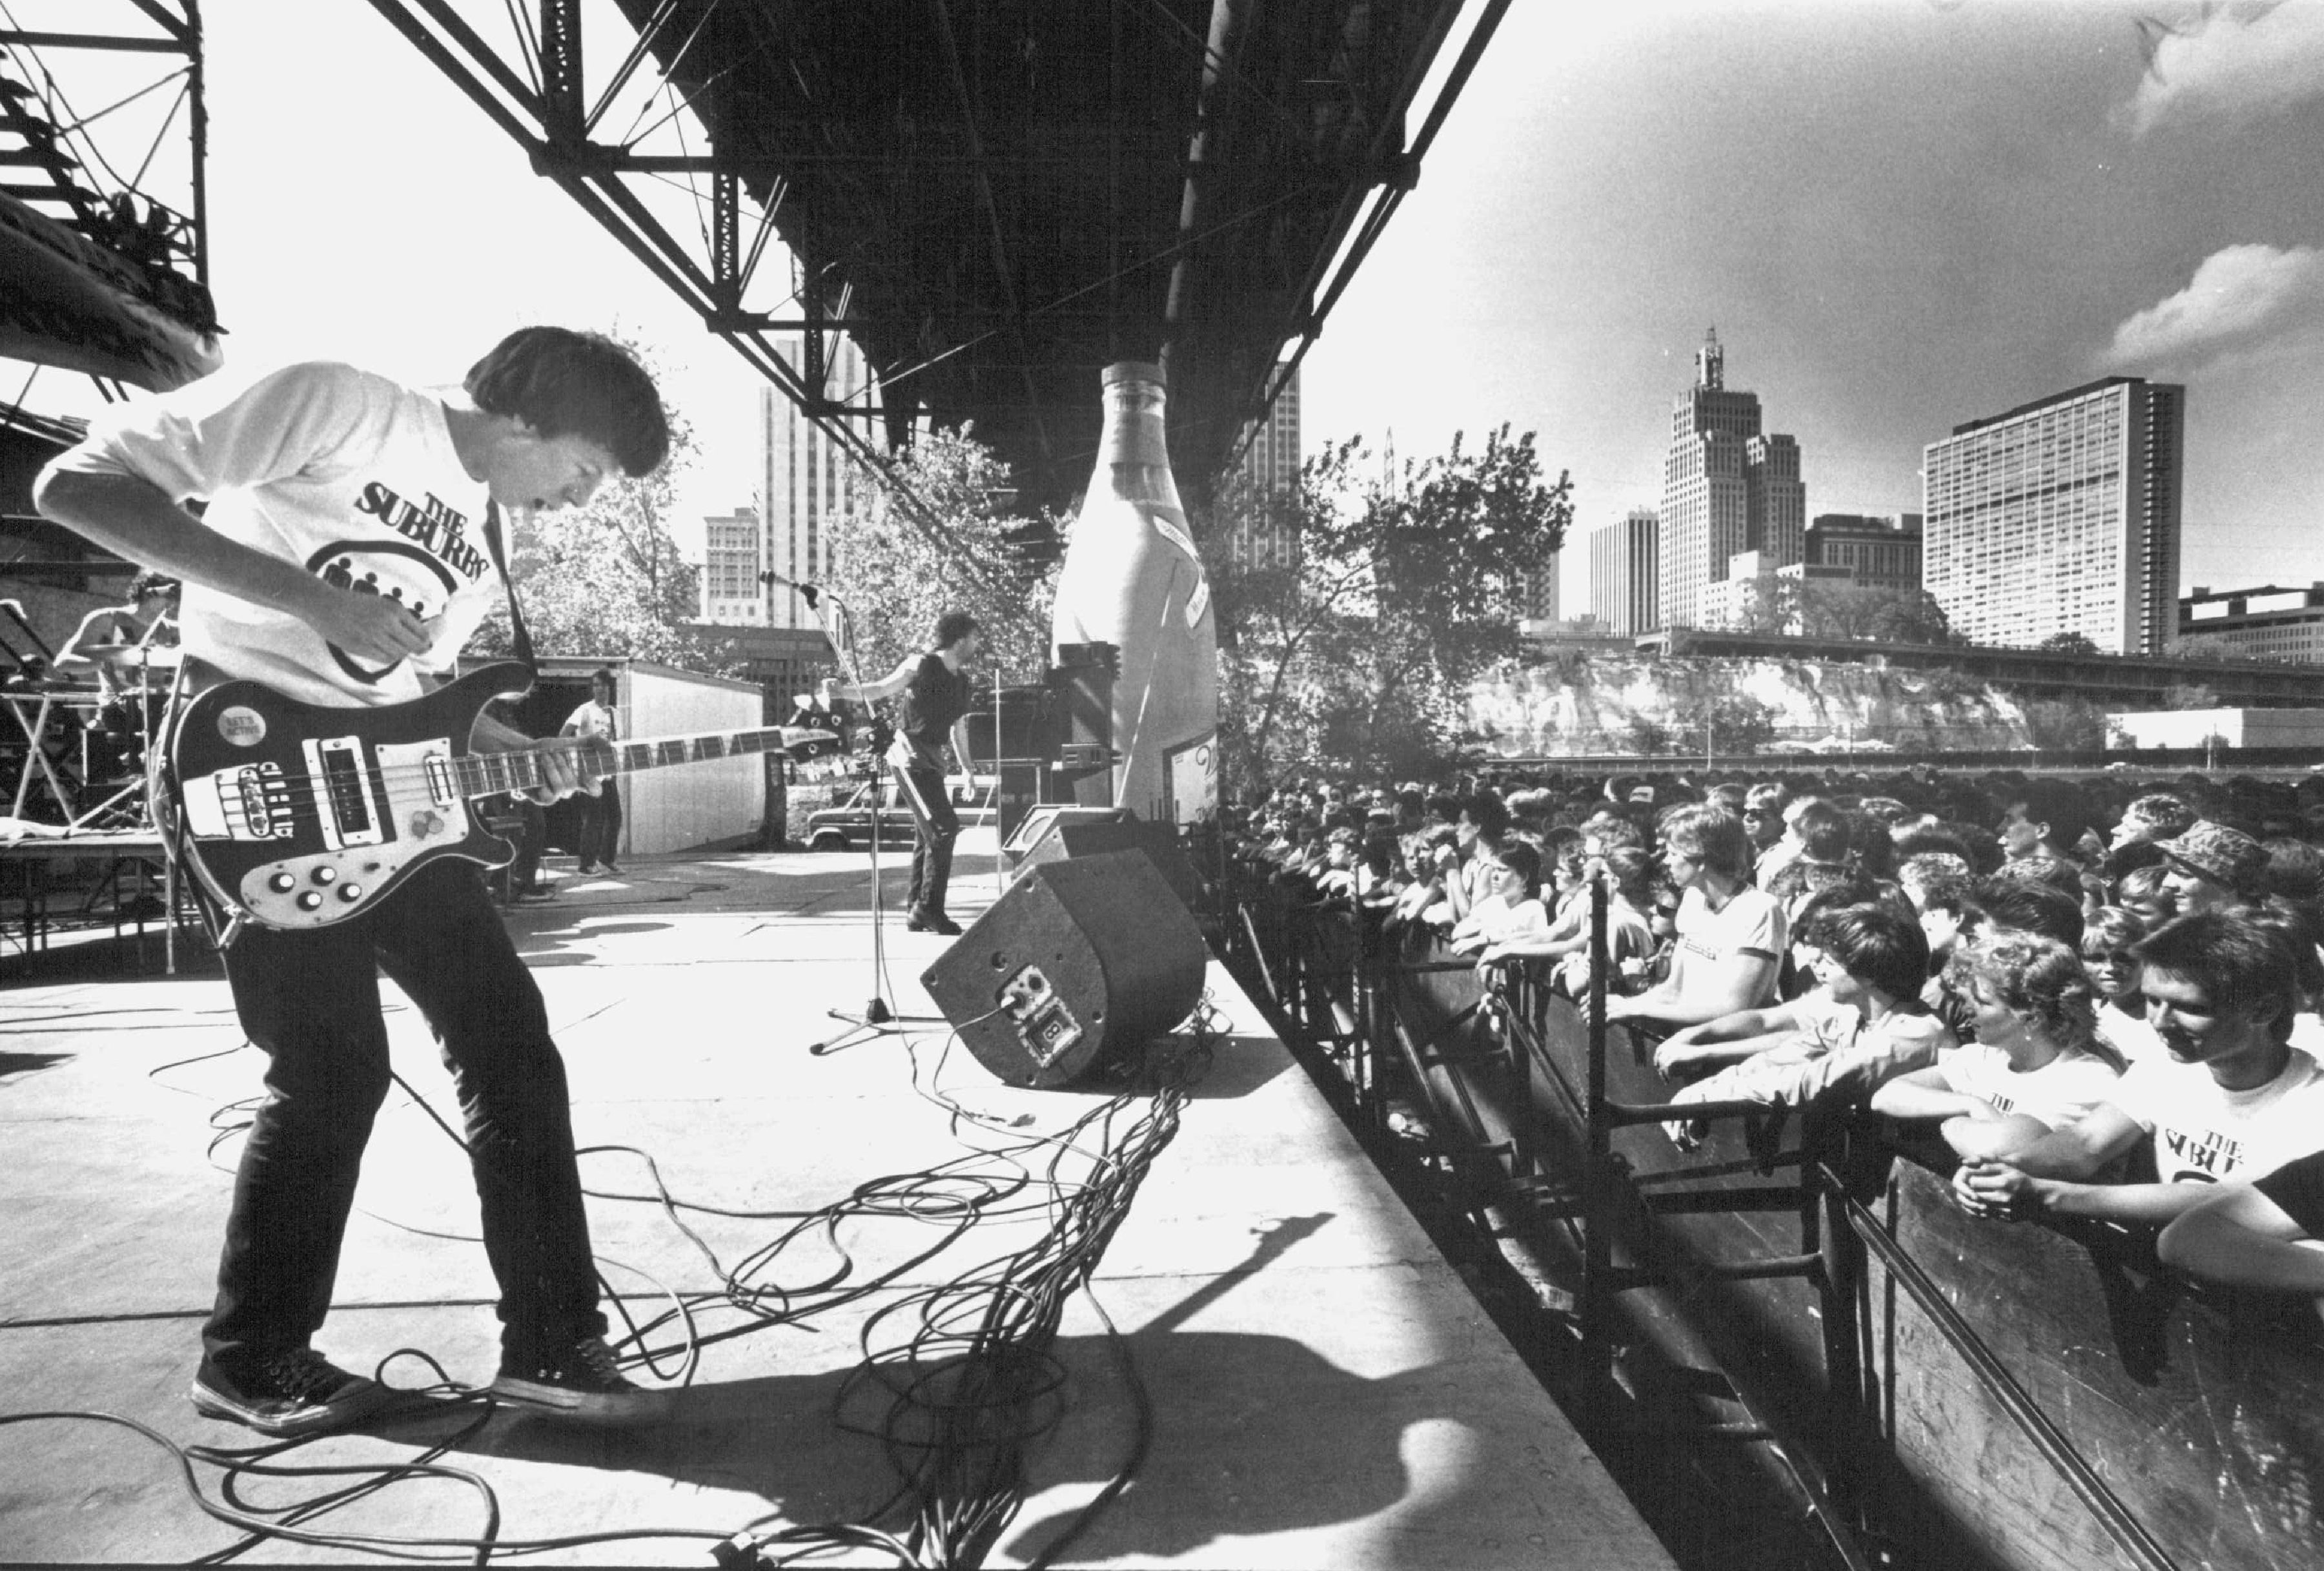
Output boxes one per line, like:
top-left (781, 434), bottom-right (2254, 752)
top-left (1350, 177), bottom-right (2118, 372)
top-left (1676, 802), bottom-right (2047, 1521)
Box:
top-left (2156, 821), bottom-right (2268, 916)
top-left (2110, 792), bottom-right (2197, 852)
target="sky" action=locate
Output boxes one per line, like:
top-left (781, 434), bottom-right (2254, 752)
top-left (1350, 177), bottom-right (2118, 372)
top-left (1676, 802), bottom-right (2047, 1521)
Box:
top-left (11, 0), bottom-right (2324, 620)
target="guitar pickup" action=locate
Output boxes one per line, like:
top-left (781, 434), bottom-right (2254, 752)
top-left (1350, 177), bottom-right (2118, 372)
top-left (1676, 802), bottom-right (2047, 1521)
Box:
top-left (303, 734), bottom-right (385, 850)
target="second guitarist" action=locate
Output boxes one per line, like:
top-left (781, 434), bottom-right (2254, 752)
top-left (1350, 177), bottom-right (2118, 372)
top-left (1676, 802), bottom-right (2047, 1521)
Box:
top-left (33, 327), bottom-right (673, 1435)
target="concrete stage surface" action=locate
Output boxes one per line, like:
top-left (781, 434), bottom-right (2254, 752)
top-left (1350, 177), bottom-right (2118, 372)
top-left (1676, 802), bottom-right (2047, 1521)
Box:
top-left (0, 836), bottom-right (1670, 1568)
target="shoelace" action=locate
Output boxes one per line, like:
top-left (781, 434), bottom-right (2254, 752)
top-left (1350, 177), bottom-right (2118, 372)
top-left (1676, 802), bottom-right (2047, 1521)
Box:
top-left (567, 1338), bottom-right (630, 1388)
top-left (261, 1348), bottom-right (340, 1402)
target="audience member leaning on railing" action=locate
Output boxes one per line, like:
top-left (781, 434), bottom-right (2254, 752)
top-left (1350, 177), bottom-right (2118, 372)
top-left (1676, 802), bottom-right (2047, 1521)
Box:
top-left (1660, 900), bottom-right (1953, 1153)
top-left (1600, 805), bottom-right (1788, 1032)
top-left (1869, 930), bottom-right (2124, 1160)
top-left (1951, 910), bottom-right (2324, 1227)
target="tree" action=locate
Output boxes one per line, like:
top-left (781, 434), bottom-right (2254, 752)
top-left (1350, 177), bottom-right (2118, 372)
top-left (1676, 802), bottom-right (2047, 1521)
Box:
top-left (2039, 630), bottom-right (2101, 656)
top-left (471, 334), bottom-right (732, 673)
top-left (1200, 426), bottom-right (1572, 792)
top-left (1791, 582), bottom-right (1958, 644)
top-left (2021, 697), bottom-right (2107, 751)
top-left (2162, 681), bottom-right (2220, 710)
top-left (825, 424), bottom-right (1061, 684)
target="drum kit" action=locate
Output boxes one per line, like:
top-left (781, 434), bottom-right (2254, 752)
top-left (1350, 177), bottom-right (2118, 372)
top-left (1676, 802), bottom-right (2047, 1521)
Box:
top-left (3, 616), bottom-right (179, 829)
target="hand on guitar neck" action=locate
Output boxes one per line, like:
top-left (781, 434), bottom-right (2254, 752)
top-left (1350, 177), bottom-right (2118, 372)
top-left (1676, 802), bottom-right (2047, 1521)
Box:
top-left (469, 706), bottom-right (605, 806)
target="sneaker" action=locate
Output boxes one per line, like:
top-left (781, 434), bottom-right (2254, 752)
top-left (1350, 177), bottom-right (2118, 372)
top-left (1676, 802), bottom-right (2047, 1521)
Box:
top-left (515, 882), bottom-right (558, 901)
top-left (491, 1336), bottom-right (670, 1425)
top-left (597, 861), bottom-right (622, 877)
top-left (575, 862), bottom-right (602, 876)
top-left (905, 912), bottom-right (963, 935)
top-left (191, 1348), bottom-right (389, 1437)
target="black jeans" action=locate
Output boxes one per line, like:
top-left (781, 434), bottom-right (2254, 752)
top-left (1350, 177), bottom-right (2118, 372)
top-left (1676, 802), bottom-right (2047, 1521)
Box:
top-left (893, 761), bottom-right (959, 920)
top-left (202, 859), bottom-right (604, 1375)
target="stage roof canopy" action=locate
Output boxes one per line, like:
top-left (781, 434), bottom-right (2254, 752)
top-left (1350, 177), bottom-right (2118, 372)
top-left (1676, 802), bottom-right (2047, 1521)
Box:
top-left (372, 0), bottom-right (1506, 515)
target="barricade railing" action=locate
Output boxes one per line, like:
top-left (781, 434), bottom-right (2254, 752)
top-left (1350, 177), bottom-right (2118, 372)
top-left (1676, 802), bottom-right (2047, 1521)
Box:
top-left (1218, 852), bottom-right (2186, 1571)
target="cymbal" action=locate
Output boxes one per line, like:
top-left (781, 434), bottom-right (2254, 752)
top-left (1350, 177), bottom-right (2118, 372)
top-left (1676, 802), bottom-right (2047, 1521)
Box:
top-left (91, 643), bottom-right (181, 666)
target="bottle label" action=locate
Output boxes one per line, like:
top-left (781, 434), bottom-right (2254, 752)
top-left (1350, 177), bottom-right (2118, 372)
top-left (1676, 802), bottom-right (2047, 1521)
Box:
top-left (1149, 512), bottom-right (1212, 629)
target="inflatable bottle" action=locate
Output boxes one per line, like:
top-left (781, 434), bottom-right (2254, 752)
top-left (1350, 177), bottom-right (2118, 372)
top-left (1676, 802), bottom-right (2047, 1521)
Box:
top-left (1050, 362), bottom-right (1219, 823)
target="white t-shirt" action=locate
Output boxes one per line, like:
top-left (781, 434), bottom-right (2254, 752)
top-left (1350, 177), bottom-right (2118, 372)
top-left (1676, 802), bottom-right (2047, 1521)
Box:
top-left (50, 361), bottom-right (505, 707)
top-left (1937, 1043), bottom-right (2122, 1131)
top-left (2105, 1048), bottom-right (2324, 1186)
top-left (1673, 884), bottom-right (1788, 1008)
top-left (2095, 1001), bottom-right (2166, 1067)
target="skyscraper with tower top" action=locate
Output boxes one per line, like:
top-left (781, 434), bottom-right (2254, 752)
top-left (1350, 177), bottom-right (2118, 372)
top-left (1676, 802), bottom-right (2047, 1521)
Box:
top-left (1658, 330), bottom-right (1804, 630)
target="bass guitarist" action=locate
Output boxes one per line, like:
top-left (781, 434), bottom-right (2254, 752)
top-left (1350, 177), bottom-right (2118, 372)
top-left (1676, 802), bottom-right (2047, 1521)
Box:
top-left (32, 327), bottom-right (671, 1435)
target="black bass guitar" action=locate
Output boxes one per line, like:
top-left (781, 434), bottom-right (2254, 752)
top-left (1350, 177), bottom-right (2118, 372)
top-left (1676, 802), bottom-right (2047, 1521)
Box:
top-left (168, 661), bottom-right (835, 931)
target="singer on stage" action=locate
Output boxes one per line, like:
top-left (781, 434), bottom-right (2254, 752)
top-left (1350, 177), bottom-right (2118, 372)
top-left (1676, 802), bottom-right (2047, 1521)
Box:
top-left (823, 611), bottom-right (982, 935)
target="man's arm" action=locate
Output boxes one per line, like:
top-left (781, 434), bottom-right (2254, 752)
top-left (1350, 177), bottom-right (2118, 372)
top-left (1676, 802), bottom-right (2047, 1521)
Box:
top-left (2157, 1183), bottom-right (2324, 1292)
top-left (823, 655), bottom-right (919, 706)
top-left (1951, 1105), bottom-right (2176, 1222)
top-left (33, 469), bottom-right (430, 666)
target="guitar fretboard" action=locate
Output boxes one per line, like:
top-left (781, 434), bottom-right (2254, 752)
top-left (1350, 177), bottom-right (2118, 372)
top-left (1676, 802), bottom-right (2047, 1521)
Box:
top-left (449, 727), bottom-right (797, 799)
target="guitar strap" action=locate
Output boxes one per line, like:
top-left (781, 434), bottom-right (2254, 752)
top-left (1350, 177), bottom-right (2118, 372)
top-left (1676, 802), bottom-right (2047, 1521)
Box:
top-left (481, 500), bottom-right (537, 678)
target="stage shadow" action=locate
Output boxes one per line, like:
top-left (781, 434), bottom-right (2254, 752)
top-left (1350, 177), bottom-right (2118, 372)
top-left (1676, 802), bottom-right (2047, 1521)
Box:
top-left (369, 1328), bottom-right (1488, 1563)
top-left (0, 1048), bottom-right (72, 1083)
top-left (512, 919), bottom-right (675, 968)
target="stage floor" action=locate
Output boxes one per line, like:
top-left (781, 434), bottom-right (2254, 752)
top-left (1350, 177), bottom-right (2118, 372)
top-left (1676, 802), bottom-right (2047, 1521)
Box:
top-left (0, 839), bottom-right (1671, 1568)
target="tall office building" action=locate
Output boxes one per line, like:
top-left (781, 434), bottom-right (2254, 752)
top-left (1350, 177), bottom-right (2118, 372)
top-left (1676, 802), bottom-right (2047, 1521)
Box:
top-left (1922, 377), bottom-right (2183, 655)
top-left (1589, 507), bottom-right (1661, 637)
top-left (1805, 512), bottom-right (1922, 593)
top-left (698, 506), bottom-right (762, 623)
top-left (1228, 366), bottom-right (1301, 570)
top-left (697, 333), bottom-right (881, 630)
top-left (1658, 331), bottom-right (1804, 629)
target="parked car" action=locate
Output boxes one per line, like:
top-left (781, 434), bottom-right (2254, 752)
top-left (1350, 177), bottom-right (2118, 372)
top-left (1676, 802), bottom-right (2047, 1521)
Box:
top-left (802, 779), bottom-right (998, 852)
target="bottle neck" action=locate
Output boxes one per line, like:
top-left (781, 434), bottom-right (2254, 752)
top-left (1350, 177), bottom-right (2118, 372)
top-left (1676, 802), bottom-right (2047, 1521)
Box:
top-left (1098, 380), bottom-right (1170, 469)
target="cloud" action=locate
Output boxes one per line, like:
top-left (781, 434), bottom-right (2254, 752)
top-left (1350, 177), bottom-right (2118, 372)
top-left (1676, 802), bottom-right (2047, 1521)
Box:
top-left (2101, 243), bottom-right (2324, 368)
top-left (2126, 2), bottom-right (2324, 135)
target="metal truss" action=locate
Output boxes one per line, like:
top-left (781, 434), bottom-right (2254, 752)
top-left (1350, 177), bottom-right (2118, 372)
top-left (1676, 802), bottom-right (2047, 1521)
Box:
top-left (360, 0), bottom-right (1003, 586)
top-left (0, 0), bottom-right (213, 395)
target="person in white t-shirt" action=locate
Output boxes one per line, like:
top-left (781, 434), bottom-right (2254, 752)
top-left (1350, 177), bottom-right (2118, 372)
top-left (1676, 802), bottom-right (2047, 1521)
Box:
top-left (2081, 905), bottom-right (2165, 1065)
top-left (33, 328), bottom-right (672, 1437)
top-left (1449, 840), bottom-right (1551, 956)
top-left (1664, 901), bottom-right (1951, 1149)
top-left (1954, 910), bottom-right (2324, 1226)
top-left (1873, 930), bottom-right (2123, 1157)
top-left (1607, 804), bottom-right (1786, 1031)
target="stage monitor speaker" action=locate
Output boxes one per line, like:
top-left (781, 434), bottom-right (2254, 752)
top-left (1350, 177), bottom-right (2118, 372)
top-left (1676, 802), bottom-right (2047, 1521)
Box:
top-left (1008, 814), bottom-right (1203, 917)
top-left (921, 850), bottom-right (1207, 1089)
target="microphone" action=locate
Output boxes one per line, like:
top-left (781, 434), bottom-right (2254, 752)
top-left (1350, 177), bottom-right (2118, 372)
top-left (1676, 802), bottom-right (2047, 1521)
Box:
top-left (760, 570), bottom-right (821, 608)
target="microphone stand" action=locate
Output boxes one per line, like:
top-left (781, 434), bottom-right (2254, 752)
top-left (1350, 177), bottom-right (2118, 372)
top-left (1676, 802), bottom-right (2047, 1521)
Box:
top-left (765, 572), bottom-right (941, 1054)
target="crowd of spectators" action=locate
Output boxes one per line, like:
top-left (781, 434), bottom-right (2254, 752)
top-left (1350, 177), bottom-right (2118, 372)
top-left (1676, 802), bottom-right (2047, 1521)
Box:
top-left (1229, 763), bottom-right (2324, 1319)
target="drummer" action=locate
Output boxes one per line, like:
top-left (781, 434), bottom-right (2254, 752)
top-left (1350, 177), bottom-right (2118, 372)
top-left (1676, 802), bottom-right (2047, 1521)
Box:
top-left (57, 571), bottom-right (180, 771)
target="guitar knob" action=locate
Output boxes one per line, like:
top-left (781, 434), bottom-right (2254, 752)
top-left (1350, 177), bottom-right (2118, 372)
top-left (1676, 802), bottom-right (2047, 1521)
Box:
top-left (312, 867), bottom-right (336, 885)
top-left (268, 872), bottom-right (295, 894)
top-left (296, 891), bottom-right (323, 912)
top-left (338, 885), bottom-right (363, 903)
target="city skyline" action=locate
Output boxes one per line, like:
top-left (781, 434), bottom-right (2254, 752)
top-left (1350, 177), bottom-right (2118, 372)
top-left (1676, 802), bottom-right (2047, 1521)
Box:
top-left (3, 3), bottom-right (2318, 626)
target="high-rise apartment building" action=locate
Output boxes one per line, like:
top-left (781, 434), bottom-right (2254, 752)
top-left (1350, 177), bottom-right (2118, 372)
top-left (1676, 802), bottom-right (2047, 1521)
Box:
top-left (1228, 366), bottom-right (1301, 570)
top-left (1922, 377), bottom-right (2183, 655)
top-left (698, 333), bottom-right (881, 630)
top-left (699, 506), bottom-right (762, 623)
top-left (1659, 331), bottom-right (1804, 629)
top-left (1589, 507), bottom-right (1660, 637)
